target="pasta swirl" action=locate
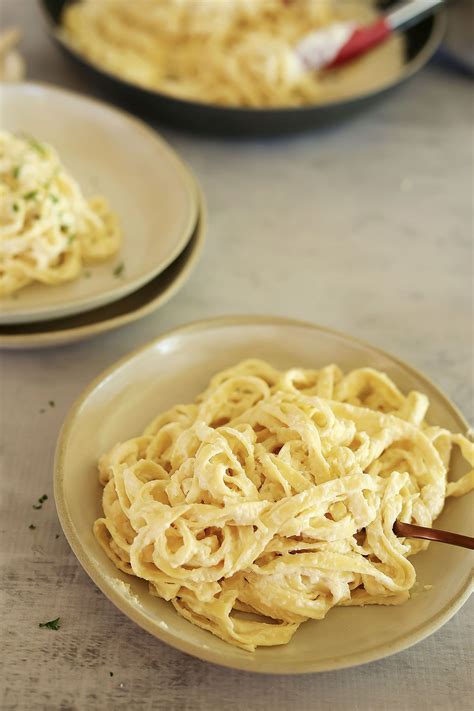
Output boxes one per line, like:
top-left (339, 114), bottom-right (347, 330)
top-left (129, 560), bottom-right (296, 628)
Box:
top-left (0, 130), bottom-right (120, 296)
top-left (95, 360), bottom-right (473, 651)
top-left (62, 0), bottom-right (404, 108)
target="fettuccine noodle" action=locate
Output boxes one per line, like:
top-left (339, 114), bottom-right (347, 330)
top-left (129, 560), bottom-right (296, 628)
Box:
top-left (62, 0), bottom-right (404, 108)
top-left (95, 360), bottom-right (473, 651)
top-left (0, 130), bottom-right (120, 296)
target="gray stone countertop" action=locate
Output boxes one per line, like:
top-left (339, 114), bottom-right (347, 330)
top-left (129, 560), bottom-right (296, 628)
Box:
top-left (1, 2), bottom-right (472, 709)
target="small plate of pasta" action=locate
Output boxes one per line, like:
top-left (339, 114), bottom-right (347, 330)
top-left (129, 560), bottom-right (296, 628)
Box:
top-left (55, 316), bottom-right (473, 673)
top-left (0, 83), bottom-right (198, 324)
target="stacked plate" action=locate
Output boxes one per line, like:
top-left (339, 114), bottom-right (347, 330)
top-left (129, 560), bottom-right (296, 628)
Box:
top-left (0, 83), bottom-right (205, 349)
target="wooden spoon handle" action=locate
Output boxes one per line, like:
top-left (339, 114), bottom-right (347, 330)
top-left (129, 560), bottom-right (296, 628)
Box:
top-left (394, 520), bottom-right (474, 550)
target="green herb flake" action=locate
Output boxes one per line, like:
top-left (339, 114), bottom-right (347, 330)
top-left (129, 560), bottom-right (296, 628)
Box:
top-left (50, 194), bottom-right (59, 204)
top-left (48, 400), bottom-right (55, 408)
top-left (39, 617), bottom-right (61, 631)
top-left (84, 271), bottom-right (92, 278)
top-left (60, 225), bottom-right (68, 234)
top-left (29, 524), bottom-right (36, 530)
top-left (12, 165), bottom-right (21, 179)
top-left (23, 190), bottom-right (38, 201)
top-left (113, 262), bottom-right (125, 278)
top-left (55, 534), bottom-right (60, 539)
top-left (109, 672), bottom-right (114, 677)
top-left (67, 233), bottom-right (77, 245)
top-left (32, 494), bottom-right (48, 509)
top-left (28, 138), bottom-right (47, 157)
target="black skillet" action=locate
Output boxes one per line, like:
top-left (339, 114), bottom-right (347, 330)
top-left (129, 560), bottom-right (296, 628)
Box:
top-left (39, 0), bottom-right (446, 135)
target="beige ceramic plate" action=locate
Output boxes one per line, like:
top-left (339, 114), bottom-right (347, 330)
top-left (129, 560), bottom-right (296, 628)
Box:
top-left (0, 82), bottom-right (199, 324)
top-left (55, 317), bottom-right (473, 673)
top-left (0, 200), bottom-right (205, 349)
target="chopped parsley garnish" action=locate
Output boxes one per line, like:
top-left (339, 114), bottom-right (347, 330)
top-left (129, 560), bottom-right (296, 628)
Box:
top-left (84, 271), bottom-right (92, 278)
top-left (29, 524), bottom-right (36, 530)
top-left (28, 137), bottom-right (47, 157)
top-left (50, 194), bottom-right (59, 203)
top-left (12, 165), bottom-right (21, 179)
top-left (12, 203), bottom-right (19, 212)
top-left (49, 400), bottom-right (55, 408)
top-left (32, 494), bottom-right (48, 509)
top-left (113, 262), bottom-right (125, 278)
top-left (67, 234), bottom-right (76, 245)
top-left (60, 225), bottom-right (68, 233)
top-left (23, 190), bottom-right (38, 201)
top-left (55, 534), bottom-right (60, 539)
top-left (109, 672), bottom-right (114, 677)
top-left (39, 618), bottom-right (61, 631)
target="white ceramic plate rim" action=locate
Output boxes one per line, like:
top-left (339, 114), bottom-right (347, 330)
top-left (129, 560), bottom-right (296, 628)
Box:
top-left (0, 82), bottom-right (199, 325)
top-left (54, 316), bottom-right (473, 674)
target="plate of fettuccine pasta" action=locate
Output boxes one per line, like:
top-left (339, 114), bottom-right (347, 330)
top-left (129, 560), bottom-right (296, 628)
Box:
top-left (1, 83), bottom-right (198, 323)
top-left (54, 317), bottom-right (473, 673)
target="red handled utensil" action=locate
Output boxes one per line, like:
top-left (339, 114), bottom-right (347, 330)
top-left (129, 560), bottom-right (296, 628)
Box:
top-left (295, 0), bottom-right (445, 71)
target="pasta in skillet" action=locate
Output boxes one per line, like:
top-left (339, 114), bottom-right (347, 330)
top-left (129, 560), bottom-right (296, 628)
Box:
top-left (62, 0), bottom-right (404, 108)
top-left (94, 360), bottom-right (473, 651)
top-left (0, 130), bottom-right (120, 296)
